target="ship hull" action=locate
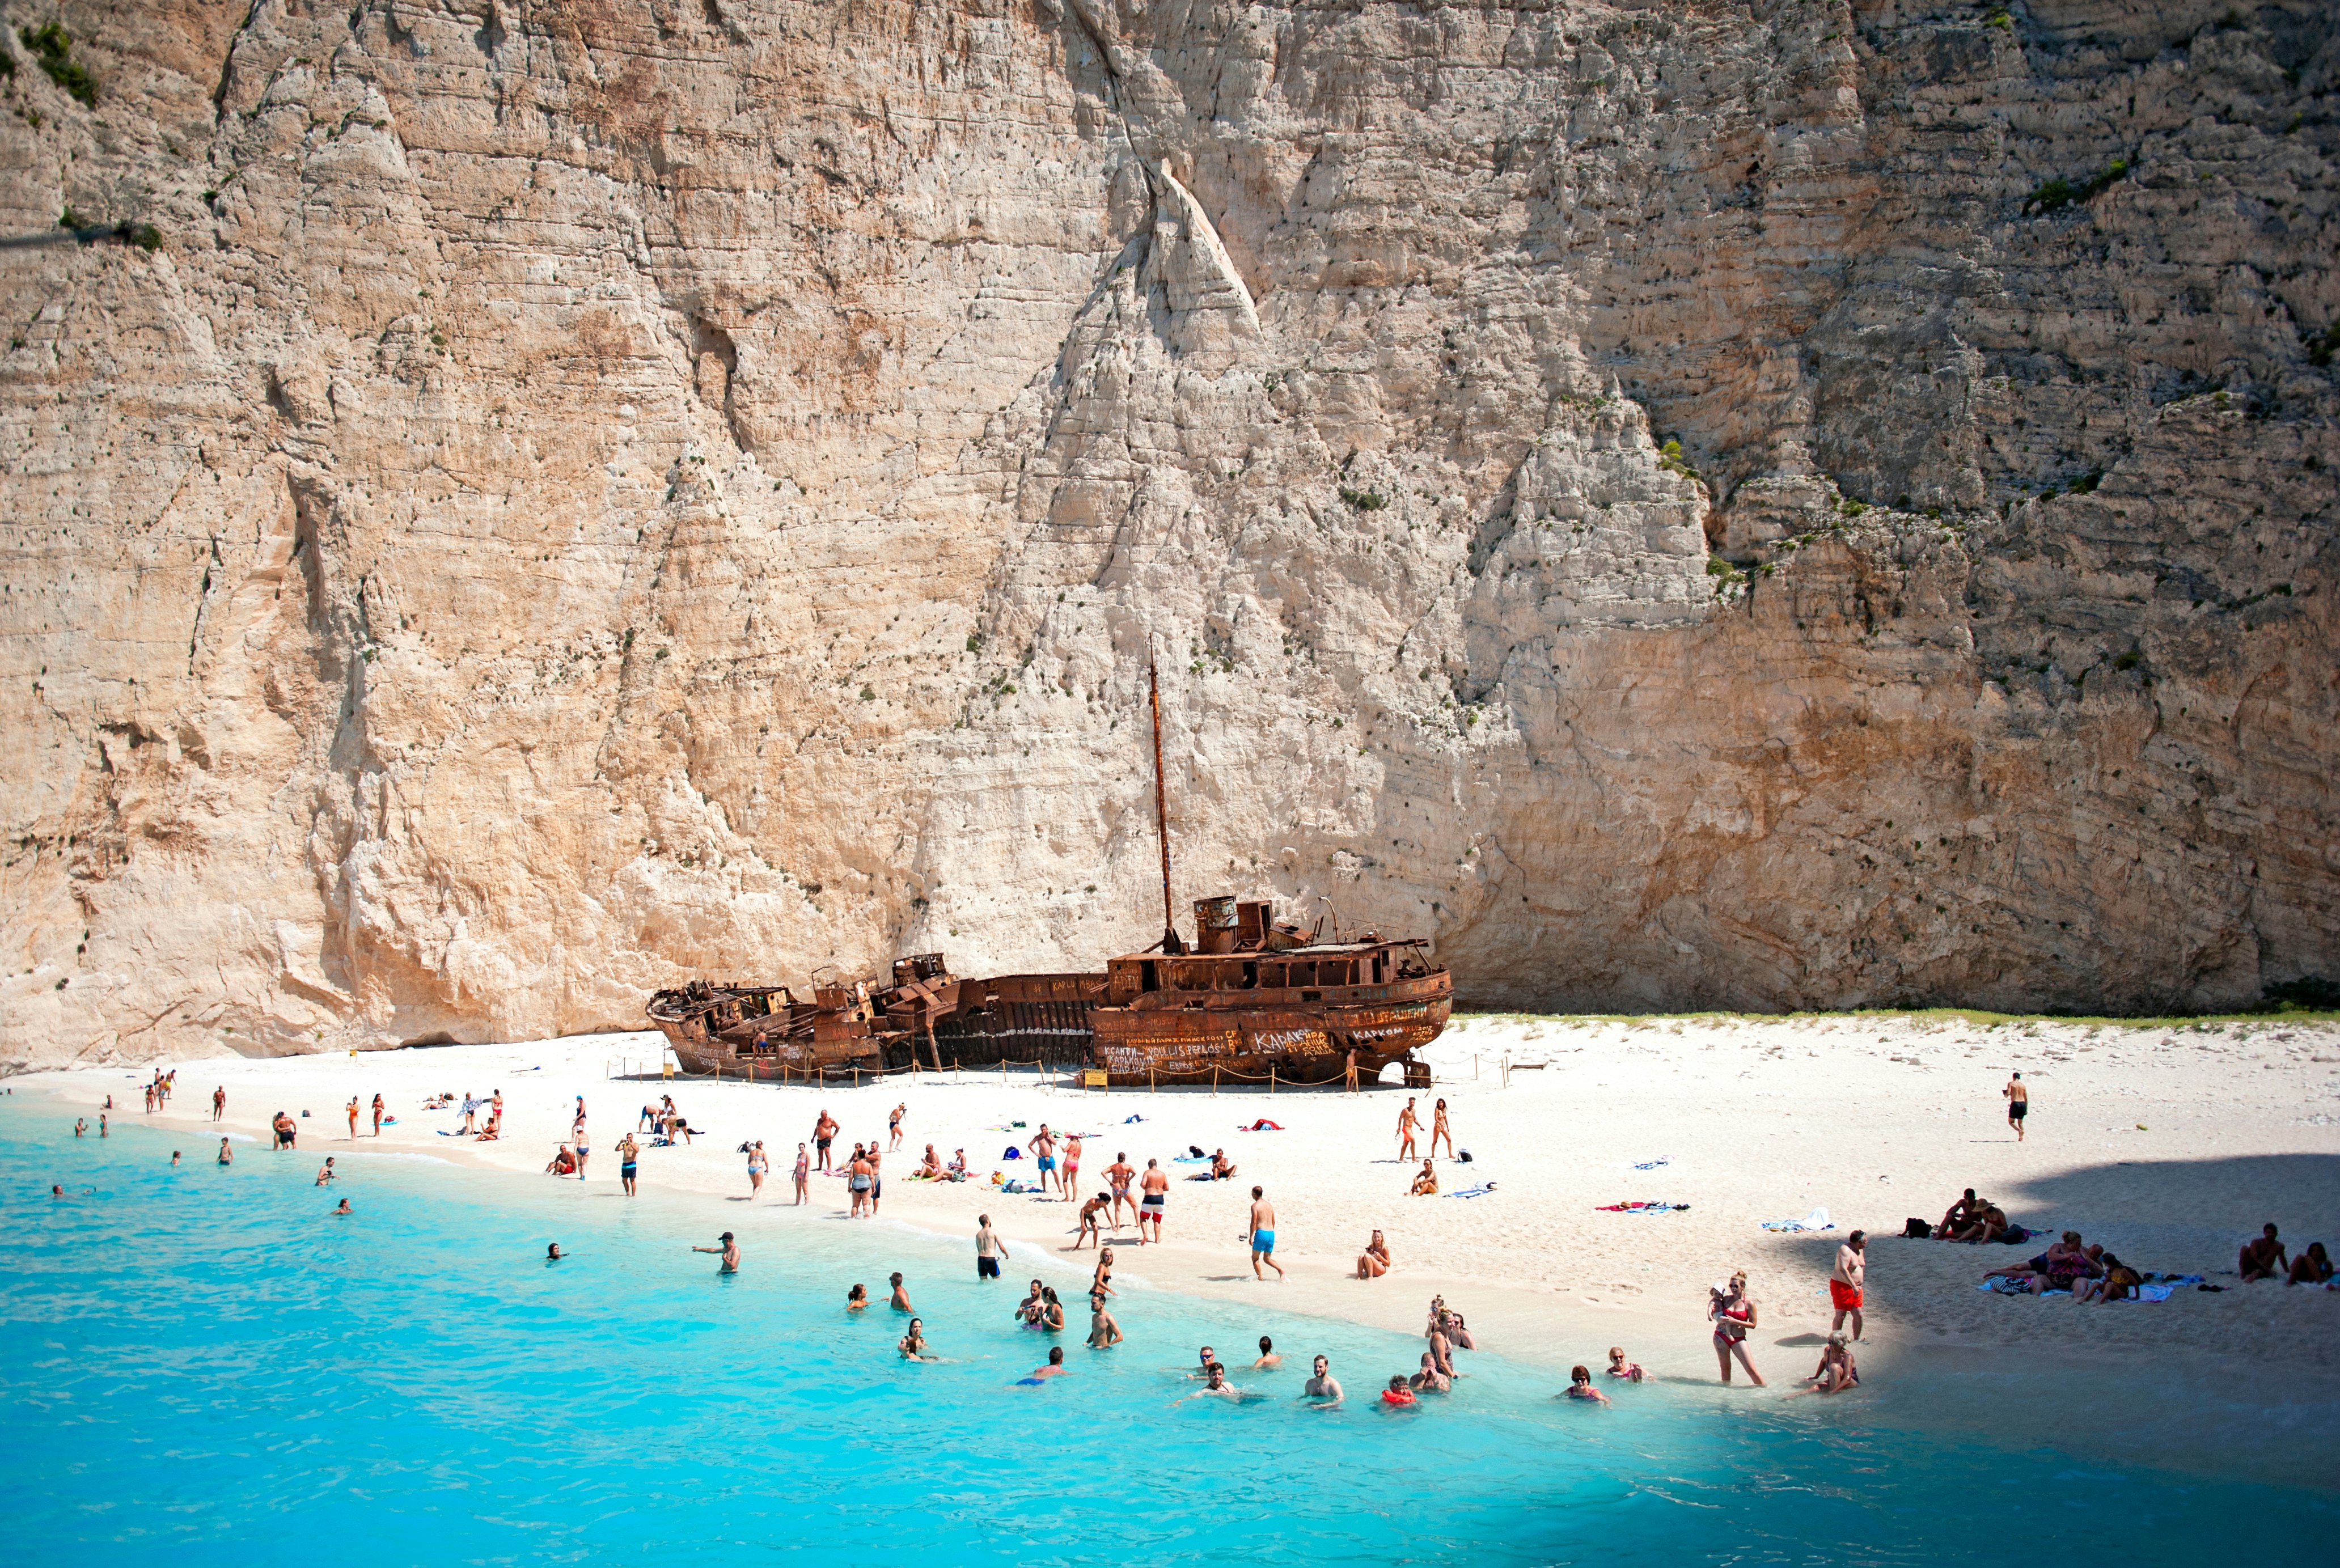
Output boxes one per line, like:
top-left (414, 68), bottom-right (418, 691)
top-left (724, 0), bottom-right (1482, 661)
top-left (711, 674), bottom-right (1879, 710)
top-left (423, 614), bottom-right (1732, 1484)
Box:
top-left (646, 987), bottom-right (888, 1077)
top-left (1089, 973), bottom-right (1452, 1085)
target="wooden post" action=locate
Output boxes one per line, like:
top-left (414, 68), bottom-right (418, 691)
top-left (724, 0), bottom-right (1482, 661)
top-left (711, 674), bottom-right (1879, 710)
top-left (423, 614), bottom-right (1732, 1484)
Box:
top-left (853, 1065), bottom-right (860, 1090)
top-left (1270, 1063), bottom-right (1276, 1095)
top-left (1150, 1064), bottom-right (1156, 1094)
top-left (1211, 1063), bottom-right (1218, 1097)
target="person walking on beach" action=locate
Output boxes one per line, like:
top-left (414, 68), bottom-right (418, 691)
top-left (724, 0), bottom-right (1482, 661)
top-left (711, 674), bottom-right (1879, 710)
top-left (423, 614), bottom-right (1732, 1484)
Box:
top-left (693, 1232), bottom-right (740, 1273)
top-left (793, 1142), bottom-right (810, 1205)
top-left (1830, 1230), bottom-right (1867, 1341)
top-left (1344, 1048), bottom-right (1360, 1095)
top-left (1248, 1185), bottom-right (1284, 1282)
top-left (814, 1108), bottom-right (838, 1171)
top-left (371, 1094), bottom-right (385, 1137)
top-left (213, 1086), bottom-right (226, 1122)
top-left (574, 1121), bottom-right (591, 1181)
top-left (747, 1140), bottom-right (768, 1198)
top-left (1430, 1098), bottom-right (1454, 1159)
top-left (1709, 1272), bottom-right (1764, 1385)
top-left (346, 1096), bottom-right (360, 1140)
top-left (617, 1131), bottom-right (640, 1196)
top-left (889, 1103), bottom-right (905, 1151)
top-left (1105, 1152), bottom-right (1137, 1230)
top-left (976, 1214), bottom-right (1009, 1279)
top-left (1072, 1190), bottom-right (1109, 1249)
top-left (2004, 1072), bottom-right (2028, 1141)
top-left (1061, 1133), bottom-right (1084, 1203)
top-left (1139, 1158), bottom-right (1167, 1243)
top-left (1397, 1097), bottom-right (1420, 1160)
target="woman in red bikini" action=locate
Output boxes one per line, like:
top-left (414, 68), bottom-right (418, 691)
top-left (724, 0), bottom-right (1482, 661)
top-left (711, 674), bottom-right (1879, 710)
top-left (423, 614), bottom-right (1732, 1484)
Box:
top-left (1709, 1272), bottom-right (1764, 1385)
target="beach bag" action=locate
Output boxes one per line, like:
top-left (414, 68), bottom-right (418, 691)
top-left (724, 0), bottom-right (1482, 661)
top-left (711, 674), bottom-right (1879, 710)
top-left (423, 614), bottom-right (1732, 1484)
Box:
top-left (1903, 1218), bottom-right (1930, 1239)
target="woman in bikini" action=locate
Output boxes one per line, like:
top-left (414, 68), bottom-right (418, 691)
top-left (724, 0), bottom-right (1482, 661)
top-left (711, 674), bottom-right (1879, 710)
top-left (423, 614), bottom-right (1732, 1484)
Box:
top-left (793, 1142), bottom-right (811, 1205)
top-left (1357, 1230), bottom-right (1392, 1279)
top-left (1709, 1272), bottom-right (1765, 1385)
top-left (1039, 1286), bottom-right (1066, 1333)
top-left (1430, 1099), bottom-right (1454, 1159)
top-left (1091, 1247), bottom-right (1117, 1299)
top-left (1409, 1160), bottom-right (1439, 1196)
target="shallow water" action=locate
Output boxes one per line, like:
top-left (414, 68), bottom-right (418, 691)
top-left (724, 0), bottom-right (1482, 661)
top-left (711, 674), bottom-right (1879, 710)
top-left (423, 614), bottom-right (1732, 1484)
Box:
top-left (2, 1100), bottom-right (2330, 1565)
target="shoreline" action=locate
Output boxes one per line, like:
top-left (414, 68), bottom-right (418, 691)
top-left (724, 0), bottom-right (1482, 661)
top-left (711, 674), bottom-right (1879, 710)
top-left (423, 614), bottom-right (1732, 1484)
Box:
top-left (13, 1008), bottom-right (2340, 1489)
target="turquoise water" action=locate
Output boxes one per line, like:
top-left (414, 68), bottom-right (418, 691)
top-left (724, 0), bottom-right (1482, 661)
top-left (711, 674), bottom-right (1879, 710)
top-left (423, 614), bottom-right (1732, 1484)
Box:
top-left (2, 1099), bottom-right (2330, 1566)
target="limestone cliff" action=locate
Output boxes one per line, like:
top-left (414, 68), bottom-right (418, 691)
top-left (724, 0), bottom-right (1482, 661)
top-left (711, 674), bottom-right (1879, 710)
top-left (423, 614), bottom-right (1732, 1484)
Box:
top-left (2, 0), bottom-right (2335, 1065)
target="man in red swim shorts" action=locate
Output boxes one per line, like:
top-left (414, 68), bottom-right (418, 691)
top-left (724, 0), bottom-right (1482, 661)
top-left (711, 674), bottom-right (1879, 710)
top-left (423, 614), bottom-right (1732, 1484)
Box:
top-left (1830, 1230), bottom-right (1867, 1341)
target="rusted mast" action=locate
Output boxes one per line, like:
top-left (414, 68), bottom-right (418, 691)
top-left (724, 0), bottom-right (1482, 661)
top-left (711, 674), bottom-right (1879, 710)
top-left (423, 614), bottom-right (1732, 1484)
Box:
top-left (1148, 658), bottom-right (1183, 954)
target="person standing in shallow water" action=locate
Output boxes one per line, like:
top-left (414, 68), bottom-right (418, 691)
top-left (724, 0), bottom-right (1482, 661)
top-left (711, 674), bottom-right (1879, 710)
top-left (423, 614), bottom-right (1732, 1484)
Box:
top-left (1248, 1185), bottom-right (1284, 1282)
top-left (1830, 1231), bottom-right (1867, 1341)
top-left (693, 1232), bottom-right (740, 1273)
top-left (2004, 1072), bottom-right (2028, 1141)
top-left (1709, 1272), bottom-right (1764, 1386)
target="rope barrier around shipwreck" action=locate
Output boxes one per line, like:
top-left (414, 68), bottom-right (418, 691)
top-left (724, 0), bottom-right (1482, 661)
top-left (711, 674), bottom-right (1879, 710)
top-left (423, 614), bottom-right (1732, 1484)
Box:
top-left (615, 1053), bottom-right (1433, 1093)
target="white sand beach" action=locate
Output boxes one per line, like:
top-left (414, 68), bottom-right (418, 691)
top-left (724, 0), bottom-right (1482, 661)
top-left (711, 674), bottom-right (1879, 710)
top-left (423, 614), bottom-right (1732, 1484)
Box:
top-left (18, 1010), bottom-right (2340, 1480)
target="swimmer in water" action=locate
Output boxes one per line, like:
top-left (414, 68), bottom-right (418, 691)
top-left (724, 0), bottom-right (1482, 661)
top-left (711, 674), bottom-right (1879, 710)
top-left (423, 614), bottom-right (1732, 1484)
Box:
top-left (331, 1198), bottom-right (353, 1216)
top-left (1021, 1345), bottom-right (1070, 1383)
top-left (1184, 1362), bottom-right (1247, 1402)
top-left (1252, 1336), bottom-right (1281, 1369)
top-left (691, 1232), bottom-right (740, 1273)
top-left (1563, 1364), bottom-right (1611, 1405)
top-left (547, 1243), bottom-right (564, 1261)
top-left (899, 1318), bottom-right (936, 1361)
top-left (170, 1151), bottom-right (181, 1167)
top-left (1607, 1346), bottom-right (1644, 1383)
top-left (1382, 1375), bottom-right (1417, 1407)
top-left (846, 1283), bottom-right (869, 1310)
top-left (888, 1272), bottom-right (914, 1313)
top-left (316, 1156), bottom-right (336, 1185)
top-left (217, 1138), bottom-right (233, 1166)
top-left (50, 1184), bottom-right (64, 1198)
top-left (1188, 1344), bottom-right (1217, 1379)
top-left (1303, 1355), bottom-right (1343, 1407)
top-left (1410, 1352), bottom-right (1450, 1395)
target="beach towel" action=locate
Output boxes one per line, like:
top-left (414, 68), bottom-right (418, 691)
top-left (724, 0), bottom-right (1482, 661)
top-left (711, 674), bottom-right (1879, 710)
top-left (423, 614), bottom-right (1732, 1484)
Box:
top-left (1123, 1114), bottom-right (1145, 1124)
top-left (2132, 1284), bottom-right (2176, 1303)
top-left (1172, 1155), bottom-right (1209, 1165)
top-left (1001, 1146), bottom-right (1022, 1159)
top-left (2140, 1272), bottom-right (2204, 1286)
top-left (1446, 1183), bottom-right (1500, 1200)
top-left (1761, 1206), bottom-right (1834, 1233)
top-left (1597, 1201), bottom-right (1687, 1213)
top-left (1239, 1119), bottom-right (1284, 1131)
top-left (1628, 1156), bottom-right (1673, 1172)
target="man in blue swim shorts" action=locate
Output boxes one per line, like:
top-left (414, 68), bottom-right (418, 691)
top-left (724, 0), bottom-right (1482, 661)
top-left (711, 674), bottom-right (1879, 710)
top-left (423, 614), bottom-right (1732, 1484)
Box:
top-left (1027, 1125), bottom-right (1061, 1196)
top-left (1248, 1184), bottom-right (1285, 1281)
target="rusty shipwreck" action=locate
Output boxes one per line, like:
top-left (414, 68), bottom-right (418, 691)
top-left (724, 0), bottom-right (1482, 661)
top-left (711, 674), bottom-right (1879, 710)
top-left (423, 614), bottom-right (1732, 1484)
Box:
top-left (645, 663), bottom-right (1452, 1085)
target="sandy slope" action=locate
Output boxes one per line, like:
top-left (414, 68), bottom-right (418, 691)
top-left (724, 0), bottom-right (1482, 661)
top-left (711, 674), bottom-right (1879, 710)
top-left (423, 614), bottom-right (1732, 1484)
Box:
top-left (16, 1011), bottom-right (2340, 1478)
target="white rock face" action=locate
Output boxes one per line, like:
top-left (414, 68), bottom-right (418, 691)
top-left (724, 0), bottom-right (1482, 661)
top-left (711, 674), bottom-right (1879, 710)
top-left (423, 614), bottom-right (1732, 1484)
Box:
top-left (1, 1), bottom-right (2335, 1066)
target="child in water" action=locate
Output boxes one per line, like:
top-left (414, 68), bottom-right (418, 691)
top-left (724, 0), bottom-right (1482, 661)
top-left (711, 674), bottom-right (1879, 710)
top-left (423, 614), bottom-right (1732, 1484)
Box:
top-left (1382, 1375), bottom-right (1417, 1407)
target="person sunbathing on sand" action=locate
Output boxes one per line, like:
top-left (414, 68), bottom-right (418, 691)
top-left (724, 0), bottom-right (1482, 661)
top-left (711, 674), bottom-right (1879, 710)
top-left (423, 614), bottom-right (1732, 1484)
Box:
top-left (546, 1145), bottom-right (577, 1176)
top-left (1209, 1149), bottom-right (1235, 1180)
top-left (2240, 1223), bottom-right (2288, 1282)
top-left (916, 1144), bottom-right (943, 1180)
top-left (2077, 1252), bottom-right (2140, 1303)
top-left (1357, 1230), bottom-right (1392, 1279)
top-left (1409, 1160), bottom-right (1439, 1197)
top-left (2287, 1241), bottom-right (2333, 1285)
top-left (1935, 1189), bottom-right (1984, 1238)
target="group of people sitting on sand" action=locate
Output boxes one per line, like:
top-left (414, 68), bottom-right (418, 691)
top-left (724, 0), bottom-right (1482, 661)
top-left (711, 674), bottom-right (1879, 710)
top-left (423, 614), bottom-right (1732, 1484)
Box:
top-left (2239, 1223), bottom-right (2334, 1285)
top-left (1931, 1189), bottom-right (2031, 1244)
top-left (1980, 1230), bottom-right (2147, 1300)
top-left (912, 1144), bottom-right (971, 1181)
